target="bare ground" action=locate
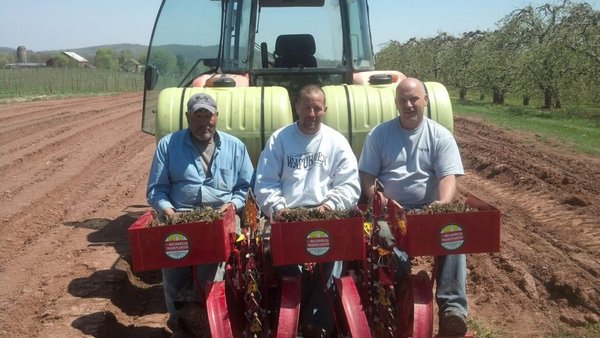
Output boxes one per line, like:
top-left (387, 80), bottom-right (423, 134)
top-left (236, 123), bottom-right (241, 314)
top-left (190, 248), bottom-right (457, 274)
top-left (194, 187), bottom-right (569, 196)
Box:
top-left (0, 93), bottom-right (598, 337)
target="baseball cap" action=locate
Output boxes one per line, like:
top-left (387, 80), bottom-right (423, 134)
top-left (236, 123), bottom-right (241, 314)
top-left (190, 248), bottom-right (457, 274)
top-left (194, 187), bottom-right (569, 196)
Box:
top-left (187, 93), bottom-right (217, 114)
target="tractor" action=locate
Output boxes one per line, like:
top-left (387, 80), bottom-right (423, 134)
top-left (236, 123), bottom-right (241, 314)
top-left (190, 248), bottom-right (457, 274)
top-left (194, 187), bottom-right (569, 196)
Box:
top-left (134, 0), bottom-right (501, 337)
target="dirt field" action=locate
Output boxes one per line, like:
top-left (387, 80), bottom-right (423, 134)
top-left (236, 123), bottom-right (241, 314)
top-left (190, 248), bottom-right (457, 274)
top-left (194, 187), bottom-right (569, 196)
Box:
top-left (0, 92), bottom-right (598, 337)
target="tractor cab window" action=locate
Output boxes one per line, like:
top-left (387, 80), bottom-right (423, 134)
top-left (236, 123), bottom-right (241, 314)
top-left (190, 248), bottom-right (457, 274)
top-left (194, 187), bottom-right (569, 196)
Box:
top-left (253, 1), bottom-right (344, 69)
top-left (142, 0), bottom-right (222, 134)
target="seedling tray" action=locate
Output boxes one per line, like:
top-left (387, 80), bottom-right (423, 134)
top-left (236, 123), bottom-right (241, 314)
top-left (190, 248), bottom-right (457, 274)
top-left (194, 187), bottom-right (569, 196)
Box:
top-left (401, 193), bottom-right (501, 257)
top-left (128, 206), bottom-right (236, 272)
top-left (270, 214), bottom-right (365, 266)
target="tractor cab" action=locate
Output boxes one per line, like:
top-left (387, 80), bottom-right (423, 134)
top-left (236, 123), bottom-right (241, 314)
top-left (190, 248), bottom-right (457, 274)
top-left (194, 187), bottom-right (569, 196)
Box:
top-left (142, 0), bottom-right (379, 135)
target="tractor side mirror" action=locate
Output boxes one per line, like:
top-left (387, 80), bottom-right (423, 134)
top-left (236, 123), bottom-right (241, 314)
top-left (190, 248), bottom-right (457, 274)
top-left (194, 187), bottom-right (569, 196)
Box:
top-left (144, 65), bottom-right (159, 90)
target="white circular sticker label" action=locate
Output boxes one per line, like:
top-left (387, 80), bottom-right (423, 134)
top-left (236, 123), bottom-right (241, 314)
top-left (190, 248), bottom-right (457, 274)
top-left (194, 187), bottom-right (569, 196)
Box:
top-left (306, 230), bottom-right (330, 256)
top-left (440, 224), bottom-right (464, 250)
top-left (164, 233), bottom-right (190, 259)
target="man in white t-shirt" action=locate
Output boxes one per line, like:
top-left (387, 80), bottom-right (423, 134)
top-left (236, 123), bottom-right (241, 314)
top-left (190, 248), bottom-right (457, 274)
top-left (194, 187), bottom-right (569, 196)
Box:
top-left (358, 77), bottom-right (468, 336)
top-left (255, 84), bottom-right (360, 336)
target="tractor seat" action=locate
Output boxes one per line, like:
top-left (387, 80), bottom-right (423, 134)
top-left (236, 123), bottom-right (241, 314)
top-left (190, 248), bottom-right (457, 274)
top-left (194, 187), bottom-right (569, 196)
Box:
top-left (273, 34), bottom-right (317, 68)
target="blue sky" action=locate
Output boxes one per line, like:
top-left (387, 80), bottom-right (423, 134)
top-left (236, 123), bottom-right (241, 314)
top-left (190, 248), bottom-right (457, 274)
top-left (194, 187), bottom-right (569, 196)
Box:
top-left (1, 0), bottom-right (598, 52)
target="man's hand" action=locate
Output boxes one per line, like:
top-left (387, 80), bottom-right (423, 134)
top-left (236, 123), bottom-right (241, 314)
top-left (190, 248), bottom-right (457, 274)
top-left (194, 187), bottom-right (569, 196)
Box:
top-left (315, 204), bottom-right (332, 213)
top-left (274, 208), bottom-right (287, 221)
top-left (219, 202), bottom-right (234, 214)
top-left (161, 208), bottom-right (180, 224)
top-left (163, 208), bottom-right (176, 217)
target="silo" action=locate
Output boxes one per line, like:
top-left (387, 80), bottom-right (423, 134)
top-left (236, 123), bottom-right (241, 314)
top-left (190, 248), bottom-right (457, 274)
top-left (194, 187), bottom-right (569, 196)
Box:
top-left (16, 46), bottom-right (27, 63)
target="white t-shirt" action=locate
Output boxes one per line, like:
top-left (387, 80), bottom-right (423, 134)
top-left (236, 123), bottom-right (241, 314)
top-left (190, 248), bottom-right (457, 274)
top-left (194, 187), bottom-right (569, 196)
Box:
top-left (358, 117), bottom-right (464, 209)
top-left (255, 122), bottom-right (360, 217)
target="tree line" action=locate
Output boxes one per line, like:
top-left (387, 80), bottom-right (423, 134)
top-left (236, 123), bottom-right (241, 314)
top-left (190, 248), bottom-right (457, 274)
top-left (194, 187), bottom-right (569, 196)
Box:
top-left (375, 0), bottom-right (599, 108)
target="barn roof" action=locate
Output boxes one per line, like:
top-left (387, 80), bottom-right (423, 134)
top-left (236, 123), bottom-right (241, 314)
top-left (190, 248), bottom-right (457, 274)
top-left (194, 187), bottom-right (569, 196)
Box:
top-left (63, 51), bottom-right (88, 63)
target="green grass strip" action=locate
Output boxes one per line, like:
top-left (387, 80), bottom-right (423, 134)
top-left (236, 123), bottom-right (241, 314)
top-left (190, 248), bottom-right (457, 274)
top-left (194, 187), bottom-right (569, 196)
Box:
top-left (454, 100), bottom-right (600, 157)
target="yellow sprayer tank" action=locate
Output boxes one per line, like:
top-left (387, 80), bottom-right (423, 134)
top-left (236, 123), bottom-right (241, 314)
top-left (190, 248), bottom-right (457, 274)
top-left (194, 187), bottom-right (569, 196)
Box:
top-left (155, 86), bottom-right (293, 165)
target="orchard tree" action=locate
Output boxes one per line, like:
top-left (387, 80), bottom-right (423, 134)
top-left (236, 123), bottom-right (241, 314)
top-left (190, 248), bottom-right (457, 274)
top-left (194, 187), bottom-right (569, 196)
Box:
top-left (438, 31), bottom-right (486, 101)
top-left (554, 2), bottom-right (600, 104)
top-left (419, 33), bottom-right (456, 81)
top-left (499, 1), bottom-right (592, 108)
top-left (376, 33), bottom-right (454, 81)
top-left (376, 40), bottom-right (410, 72)
top-left (470, 28), bottom-right (527, 105)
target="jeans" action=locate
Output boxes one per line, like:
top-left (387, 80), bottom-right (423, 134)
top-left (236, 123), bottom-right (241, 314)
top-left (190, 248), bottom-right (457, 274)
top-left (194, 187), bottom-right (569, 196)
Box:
top-left (162, 262), bottom-right (226, 321)
top-left (162, 215), bottom-right (240, 322)
top-left (434, 254), bottom-right (468, 316)
top-left (379, 219), bottom-right (468, 317)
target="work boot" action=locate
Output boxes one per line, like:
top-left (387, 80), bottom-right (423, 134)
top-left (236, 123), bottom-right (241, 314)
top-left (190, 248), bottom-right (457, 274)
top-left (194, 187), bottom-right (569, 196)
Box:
top-left (167, 317), bottom-right (194, 338)
top-left (170, 329), bottom-right (195, 338)
top-left (300, 322), bottom-right (327, 338)
top-left (439, 309), bottom-right (468, 336)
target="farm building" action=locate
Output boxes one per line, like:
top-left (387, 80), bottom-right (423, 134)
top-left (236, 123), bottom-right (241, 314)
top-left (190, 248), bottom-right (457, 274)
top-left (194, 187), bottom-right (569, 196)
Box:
top-left (3, 45), bottom-right (46, 68)
top-left (122, 58), bottom-right (144, 72)
top-left (46, 51), bottom-right (93, 68)
top-left (63, 52), bottom-right (90, 67)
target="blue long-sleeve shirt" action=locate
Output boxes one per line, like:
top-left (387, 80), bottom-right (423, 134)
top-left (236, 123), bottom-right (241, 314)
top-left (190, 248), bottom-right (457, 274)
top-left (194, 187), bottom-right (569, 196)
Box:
top-left (147, 129), bottom-right (254, 213)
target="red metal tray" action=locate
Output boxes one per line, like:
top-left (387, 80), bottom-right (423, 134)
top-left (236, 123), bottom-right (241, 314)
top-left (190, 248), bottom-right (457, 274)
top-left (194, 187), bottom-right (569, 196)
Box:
top-left (128, 206), bottom-right (236, 272)
top-left (269, 214), bottom-right (365, 266)
top-left (402, 193), bottom-right (501, 257)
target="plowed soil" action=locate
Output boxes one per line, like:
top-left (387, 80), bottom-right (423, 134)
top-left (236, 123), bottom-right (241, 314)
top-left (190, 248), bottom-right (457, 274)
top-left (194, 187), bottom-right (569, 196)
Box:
top-left (0, 93), bottom-right (598, 337)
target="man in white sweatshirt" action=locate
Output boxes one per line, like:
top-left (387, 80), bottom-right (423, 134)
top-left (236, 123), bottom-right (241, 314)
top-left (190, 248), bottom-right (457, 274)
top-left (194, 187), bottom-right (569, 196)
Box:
top-left (254, 84), bottom-right (360, 336)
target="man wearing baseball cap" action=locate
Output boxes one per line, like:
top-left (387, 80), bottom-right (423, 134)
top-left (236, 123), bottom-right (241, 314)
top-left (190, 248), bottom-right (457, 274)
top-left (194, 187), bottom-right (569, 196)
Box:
top-left (147, 92), bottom-right (254, 336)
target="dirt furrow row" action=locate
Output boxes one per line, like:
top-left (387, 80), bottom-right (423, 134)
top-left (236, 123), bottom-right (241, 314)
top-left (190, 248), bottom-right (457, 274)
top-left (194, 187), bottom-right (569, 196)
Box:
top-left (0, 97), bottom-right (141, 158)
top-left (0, 139), bottom-right (156, 337)
top-left (0, 93), bottom-right (140, 123)
top-left (0, 104), bottom-right (142, 208)
top-left (0, 132), bottom-right (151, 265)
top-left (459, 172), bottom-right (600, 333)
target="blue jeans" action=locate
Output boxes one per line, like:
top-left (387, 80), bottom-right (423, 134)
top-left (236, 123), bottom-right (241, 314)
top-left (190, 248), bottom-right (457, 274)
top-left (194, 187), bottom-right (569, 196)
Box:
top-left (278, 261), bottom-right (343, 333)
top-left (434, 254), bottom-right (468, 316)
top-left (379, 217), bottom-right (467, 317)
top-left (162, 215), bottom-right (240, 321)
top-left (162, 262), bottom-right (226, 321)
top-left (392, 251), bottom-right (467, 316)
